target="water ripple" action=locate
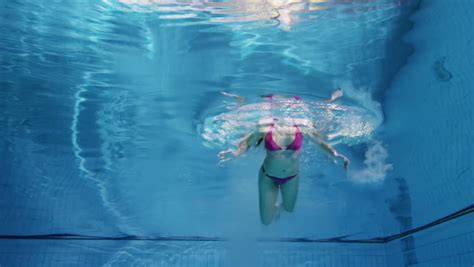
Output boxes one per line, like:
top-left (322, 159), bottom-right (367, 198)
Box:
top-left (0, 0), bottom-right (418, 238)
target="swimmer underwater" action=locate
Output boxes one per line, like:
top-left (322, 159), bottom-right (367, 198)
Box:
top-left (218, 91), bottom-right (350, 225)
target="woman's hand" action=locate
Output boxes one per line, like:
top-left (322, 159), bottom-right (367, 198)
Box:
top-left (337, 154), bottom-right (350, 171)
top-left (317, 141), bottom-right (350, 171)
top-left (218, 149), bottom-right (235, 162)
top-left (217, 131), bottom-right (258, 164)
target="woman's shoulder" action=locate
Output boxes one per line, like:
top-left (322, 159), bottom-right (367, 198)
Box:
top-left (256, 125), bottom-right (271, 134)
top-left (256, 118), bottom-right (273, 132)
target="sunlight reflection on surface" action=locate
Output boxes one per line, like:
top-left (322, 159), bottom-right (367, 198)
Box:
top-left (110, 0), bottom-right (331, 29)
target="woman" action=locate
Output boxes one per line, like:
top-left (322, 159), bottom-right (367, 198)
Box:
top-left (218, 94), bottom-right (349, 225)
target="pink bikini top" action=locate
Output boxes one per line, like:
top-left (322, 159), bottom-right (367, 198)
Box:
top-left (265, 125), bottom-right (303, 151)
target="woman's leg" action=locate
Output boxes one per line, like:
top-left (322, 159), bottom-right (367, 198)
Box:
top-left (324, 88), bottom-right (343, 103)
top-left (281, 175), bottom-right (299, 212)
top-left (258, 168), bottom-right (279, 225)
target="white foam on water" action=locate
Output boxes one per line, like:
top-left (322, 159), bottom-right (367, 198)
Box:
top-left (335, 80), bottom-right (384, 129)
top-left (350, 140), bottom-right (392, 183)
top-left (200, 92), bottom-right (379, 151)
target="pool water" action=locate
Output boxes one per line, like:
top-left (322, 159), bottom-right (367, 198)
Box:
top-left (0, 0), bottom-right (472, 266)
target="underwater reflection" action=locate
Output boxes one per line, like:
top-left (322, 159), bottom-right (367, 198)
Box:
top-left (115, 0), bottom-right (329, 29)
top-left (200, 90), bottom-right (378, 149)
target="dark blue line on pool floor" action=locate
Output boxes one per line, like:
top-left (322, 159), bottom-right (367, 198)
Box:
top-left (0, 204), bottom-right (472, 244)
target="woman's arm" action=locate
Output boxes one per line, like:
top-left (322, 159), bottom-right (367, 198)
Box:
top-left (304, 129), bottom-right (350, 170)
top-left (218, 130), bottom-right (264, 161)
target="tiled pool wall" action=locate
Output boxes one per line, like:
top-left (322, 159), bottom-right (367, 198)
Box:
top-left (386, 213), bottom-right (473, 267)
top-left (1, 221), bottom-right (472, 267)
top-left (384, 0), bottom-right (474, 265)
top-left (0, 0), bottom-right (472, 266)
